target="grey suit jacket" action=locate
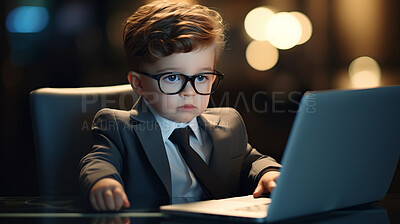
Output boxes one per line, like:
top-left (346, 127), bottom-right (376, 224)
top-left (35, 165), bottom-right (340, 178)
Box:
top-left (80, 96), bottom-right (281, 205)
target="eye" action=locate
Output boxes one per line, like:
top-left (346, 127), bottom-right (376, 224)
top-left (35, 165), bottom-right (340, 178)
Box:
top-left (164, 74), bottom-right (180, 83)
top-left (196, 75), bottom-right (207, 82)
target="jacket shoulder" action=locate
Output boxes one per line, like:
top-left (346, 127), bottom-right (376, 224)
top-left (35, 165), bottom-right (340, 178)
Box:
top-left (92, 108), bottom-right (131, 127)
top-left (204, 107), bottom-right (243, 120)
top-left (203, 107), bottom-right (245, 129)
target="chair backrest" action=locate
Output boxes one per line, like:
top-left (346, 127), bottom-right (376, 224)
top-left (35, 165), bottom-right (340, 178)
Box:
top-left (30, 84), bottom-right (137, 196)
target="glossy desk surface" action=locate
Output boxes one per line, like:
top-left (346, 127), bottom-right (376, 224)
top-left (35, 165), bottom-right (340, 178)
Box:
top-left (0, 194), bottom-right (398, 224)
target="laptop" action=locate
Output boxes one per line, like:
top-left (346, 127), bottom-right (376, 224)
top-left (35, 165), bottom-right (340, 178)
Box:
top-left (160, 86), bottom-right (400, 223)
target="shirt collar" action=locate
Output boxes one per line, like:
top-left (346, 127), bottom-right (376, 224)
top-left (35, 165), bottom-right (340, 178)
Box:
top-left (143, 98), bottom-right (202, 143)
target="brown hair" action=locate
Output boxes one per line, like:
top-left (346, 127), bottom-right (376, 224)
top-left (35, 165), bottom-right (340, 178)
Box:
top-left (123, 0), bottom-right (225, 71)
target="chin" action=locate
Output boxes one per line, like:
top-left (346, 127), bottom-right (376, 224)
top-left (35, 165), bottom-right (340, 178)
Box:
top-left (170, 113), bottom-right (197, 123)
top-left (174, 118), bottom-right (194, 123)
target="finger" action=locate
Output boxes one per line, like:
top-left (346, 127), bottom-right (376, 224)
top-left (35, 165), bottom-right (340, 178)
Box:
top-left (253, 183), bottom-right (264, 198)
top-left (90, 193), bottom-right (100, 211)
top-left (103, 189), bottom-right (116, 211)
top-left (114, 217), bottom-right (123, 224)
top-left (95, 191), bottom-right (107, 211)
top-left (267, 180), bottom-right (277, 193)
top-left (112, 188), bottom-right (124, 210)
top-left (122, 217), bottom-right (131, 224)
top-left (107, 217), bottom-right (121, 224)
top-left (122, 192), bottom-right (130, 208)
top-left (273, 173), bottom-right (280, 181)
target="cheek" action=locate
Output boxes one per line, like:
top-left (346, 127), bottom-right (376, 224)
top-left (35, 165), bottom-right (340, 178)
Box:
top-left (198, 95), bottom-right (210, 111)
top-left (142, 82), bottom-right (164, 104)
top-left (142, 79), bottom-right (160, 97)
top-left (163, 96), bottom-right (179, 111)
top-left (144, 92), bottom-right (162, 105)
top-left (152, 95), bottom-right (178, 113)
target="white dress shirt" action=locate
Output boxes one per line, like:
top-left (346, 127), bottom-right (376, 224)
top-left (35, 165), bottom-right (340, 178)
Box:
top-left (144, 100), bottom-right (212, 201)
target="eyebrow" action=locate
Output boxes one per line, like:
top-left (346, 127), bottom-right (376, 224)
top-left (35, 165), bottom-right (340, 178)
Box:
top-left (156, 67), bottom-right (214, 74)
top-left (199, 67), bottom-right (215, 72)
top-left (155, 68), bottom-right (180, 74)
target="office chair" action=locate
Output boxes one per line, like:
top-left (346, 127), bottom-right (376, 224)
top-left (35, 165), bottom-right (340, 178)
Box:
top-left (30, 84), bottom-right (137, 196)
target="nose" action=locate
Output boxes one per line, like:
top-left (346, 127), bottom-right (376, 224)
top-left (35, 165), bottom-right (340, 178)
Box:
top-left (179, 81), bottom-right (196, 96)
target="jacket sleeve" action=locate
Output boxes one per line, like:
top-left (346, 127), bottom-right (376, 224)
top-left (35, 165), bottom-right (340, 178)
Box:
top-left (79, 108), bottom-right (126, 196)
top-left (243, 143), bottom-right (282, 193)
top-left (230, 109), bottom-right (282, 194)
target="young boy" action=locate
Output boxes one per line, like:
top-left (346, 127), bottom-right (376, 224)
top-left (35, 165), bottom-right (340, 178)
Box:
top-left (80, 0), bottom-right (281, 211)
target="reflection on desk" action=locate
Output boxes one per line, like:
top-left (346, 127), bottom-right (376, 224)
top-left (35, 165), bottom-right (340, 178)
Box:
top-left (163, 205), bottom-right (390, 224)
top-left (0, 194), bottom-right (398, 224)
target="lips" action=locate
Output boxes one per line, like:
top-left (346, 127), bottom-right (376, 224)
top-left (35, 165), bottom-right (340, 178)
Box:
top-left (178, 104), bottom-right (196, 111)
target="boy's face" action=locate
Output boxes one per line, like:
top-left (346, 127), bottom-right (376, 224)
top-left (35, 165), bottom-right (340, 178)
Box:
top-left (128, 45), bottom-right (216, 123)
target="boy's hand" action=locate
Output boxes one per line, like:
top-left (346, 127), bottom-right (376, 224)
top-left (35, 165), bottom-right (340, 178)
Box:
top-left (253, 171), bottom-right (280, 198)
top-left (90, 178), bottom-right (130, 211)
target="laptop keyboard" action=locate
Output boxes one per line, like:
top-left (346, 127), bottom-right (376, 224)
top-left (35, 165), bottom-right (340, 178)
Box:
top-left (230, 202), bottom-right (270, 213)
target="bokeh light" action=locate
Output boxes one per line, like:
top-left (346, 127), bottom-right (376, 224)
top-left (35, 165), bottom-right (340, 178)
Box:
top-left (6, 6), bottom-right (49, 33)
top-left (145, 0), bottom-right (196, 4)
top-left (265, 12), bottom-right (302, 50)
top-left (348, 56), bottom-right (381, 88)
top-left (290, 11), bottom-right (313, 45)
top-left (244, 7), bottom-right (275, 41)
top-left (245, 40), bottom-right (279, 71)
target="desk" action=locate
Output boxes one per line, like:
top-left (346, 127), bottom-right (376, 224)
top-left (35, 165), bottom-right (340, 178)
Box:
top-left (0, 194), bottom-right (398, 223)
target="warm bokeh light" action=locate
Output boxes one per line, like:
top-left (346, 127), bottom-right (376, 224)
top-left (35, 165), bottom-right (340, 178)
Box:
top-left (6, 6), bottom-right (49, 33)
top-left (145, 0), bottom-right (196, 4)
top-left (349, 56), bottom-right (381, 88)
top-left (265, 12), bottom-right (302, 50)
top-left (290, 11), bottom-right (313, 45)
top-left (245, 40), bottom-right (279, 71)
top-left (244, 7), bottom-right (275, 41)
top-left (350, 71), bottom-right (381, 89)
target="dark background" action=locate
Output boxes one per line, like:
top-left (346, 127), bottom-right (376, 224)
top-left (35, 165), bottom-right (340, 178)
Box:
top-left (1, 0), bottom-right (399, 196)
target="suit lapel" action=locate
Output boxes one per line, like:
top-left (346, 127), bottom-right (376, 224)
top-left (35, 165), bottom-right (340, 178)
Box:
top-left (198, 112), bottom-right (231, 185)
top-left (129, 96), bottom-right (172, 198)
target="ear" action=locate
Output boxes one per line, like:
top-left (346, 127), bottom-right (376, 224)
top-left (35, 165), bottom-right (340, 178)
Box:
top-left (127, 71), bottom-right (144, 95)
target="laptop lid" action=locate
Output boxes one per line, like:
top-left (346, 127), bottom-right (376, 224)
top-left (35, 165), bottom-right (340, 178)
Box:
top-left (267, 85), bottom-right (400, 222)
top-left (161, 86), bottom-right (400, 222)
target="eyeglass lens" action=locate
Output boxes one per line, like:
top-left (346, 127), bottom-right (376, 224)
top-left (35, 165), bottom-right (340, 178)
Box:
top-left (159, 74), bottom-right (218, 94)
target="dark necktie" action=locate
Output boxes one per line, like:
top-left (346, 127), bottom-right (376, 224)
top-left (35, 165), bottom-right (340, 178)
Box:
top-left (169, 127), bottom-right (229, 199)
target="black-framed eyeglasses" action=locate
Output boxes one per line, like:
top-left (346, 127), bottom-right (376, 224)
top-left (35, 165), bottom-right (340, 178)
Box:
top-left (139, 71), bottom-right (224, 95)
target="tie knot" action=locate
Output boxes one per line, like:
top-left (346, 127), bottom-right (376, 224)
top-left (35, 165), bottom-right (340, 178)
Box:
top-left (169, 127), bottom-right (190, 146)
